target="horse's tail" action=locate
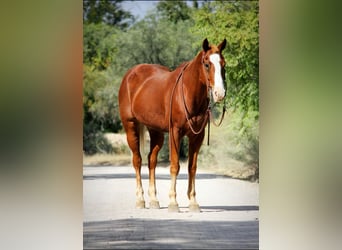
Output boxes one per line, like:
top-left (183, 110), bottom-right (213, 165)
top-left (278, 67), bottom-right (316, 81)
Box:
top-left (139, 123), bottom-right (146, 157)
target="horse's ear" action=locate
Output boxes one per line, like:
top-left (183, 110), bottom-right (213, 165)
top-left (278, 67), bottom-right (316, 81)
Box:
top-left (202, 38), bottom-right (210, 52)
top-left (218, 38), bottom-right (227, 52)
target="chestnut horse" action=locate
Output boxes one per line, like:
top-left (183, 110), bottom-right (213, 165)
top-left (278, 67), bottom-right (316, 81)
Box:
top-left (118, 38), bottom-right (227, 212)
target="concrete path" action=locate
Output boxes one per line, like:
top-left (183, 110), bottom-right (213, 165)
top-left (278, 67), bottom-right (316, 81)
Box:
top-left (83, 165), bottom-right (259, 249)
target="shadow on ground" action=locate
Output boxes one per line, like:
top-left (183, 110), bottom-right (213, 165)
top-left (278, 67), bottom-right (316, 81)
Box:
top-left (84, 218), bottom-right (258, 249)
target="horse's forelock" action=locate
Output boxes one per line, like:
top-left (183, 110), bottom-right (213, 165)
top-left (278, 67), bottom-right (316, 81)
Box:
top-left (210, 46), bottom-right (220, 54)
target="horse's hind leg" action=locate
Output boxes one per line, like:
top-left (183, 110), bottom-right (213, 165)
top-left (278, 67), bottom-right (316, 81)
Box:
top-left (147, 129), bottom-right (164, 209)
top-left (124, 121), bottom-right (145, 208)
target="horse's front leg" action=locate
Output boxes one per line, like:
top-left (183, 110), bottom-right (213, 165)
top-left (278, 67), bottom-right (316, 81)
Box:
top-left (168, 128), bottom-right (181, 212)
top-left (147, 130), bottom-right (164, 209)
top-left (187, 131), bottom-right (205, 212)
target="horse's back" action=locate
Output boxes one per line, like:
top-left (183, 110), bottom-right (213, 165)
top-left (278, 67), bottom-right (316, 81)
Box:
top-left (120, 64), bottom-right (169, 96)
top-left (125, 63), bottom-right (169, 84)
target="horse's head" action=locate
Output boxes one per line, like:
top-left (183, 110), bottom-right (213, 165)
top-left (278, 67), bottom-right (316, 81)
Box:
top-left (201, 38), bottom-right (227, 103)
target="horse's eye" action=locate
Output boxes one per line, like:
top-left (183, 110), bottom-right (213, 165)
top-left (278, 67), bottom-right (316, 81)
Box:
top-left (204, 63), bottom-right (210, 70)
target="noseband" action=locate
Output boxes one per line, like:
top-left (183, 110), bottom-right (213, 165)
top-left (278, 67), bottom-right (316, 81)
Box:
top-left (201, 52), bottom-right (227, 128)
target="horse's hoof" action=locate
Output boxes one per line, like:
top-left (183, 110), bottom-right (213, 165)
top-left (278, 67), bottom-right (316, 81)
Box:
top-left (149, 200), bottom-right (160, 209)
top-left (168, 203), bottom-right (180, 213)
top-left (189, 203), bottom-right (201, 213)
top-left (135, 200), bottom-right (145, 209)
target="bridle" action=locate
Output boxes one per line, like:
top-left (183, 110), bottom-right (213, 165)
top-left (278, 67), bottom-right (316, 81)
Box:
top-left (201, 52), bottom-right (227, 127)
top-left (169, 55), bottom-right (226, 145)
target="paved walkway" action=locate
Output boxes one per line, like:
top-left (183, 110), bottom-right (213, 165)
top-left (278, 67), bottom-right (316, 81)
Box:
top-left (83, 165), bottom-right (259, 249)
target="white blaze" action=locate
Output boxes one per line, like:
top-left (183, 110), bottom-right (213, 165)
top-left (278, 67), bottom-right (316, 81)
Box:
top-left (209, 54), bottom-right (225, 102)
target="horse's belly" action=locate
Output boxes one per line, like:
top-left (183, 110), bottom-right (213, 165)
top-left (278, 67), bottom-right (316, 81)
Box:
top-left (132, 99), bottom-right (168, 131)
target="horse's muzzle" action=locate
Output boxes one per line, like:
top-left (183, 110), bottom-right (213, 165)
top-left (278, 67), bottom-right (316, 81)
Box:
top-left (213, 88), bottom-right (226, 102)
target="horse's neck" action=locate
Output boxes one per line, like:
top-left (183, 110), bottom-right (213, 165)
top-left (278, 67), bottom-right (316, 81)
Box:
top-left (181, 52), bottom-right (208, 112)
top-left (186, 51), bottom-right (206, 85)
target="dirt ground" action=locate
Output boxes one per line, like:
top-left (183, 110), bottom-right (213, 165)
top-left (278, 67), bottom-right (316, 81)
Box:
top-left (83, 165), bottom-right (259, 249)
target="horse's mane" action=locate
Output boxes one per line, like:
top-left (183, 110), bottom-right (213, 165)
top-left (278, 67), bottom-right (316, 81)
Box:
top-left (173, 51), bottom-right (204, 73)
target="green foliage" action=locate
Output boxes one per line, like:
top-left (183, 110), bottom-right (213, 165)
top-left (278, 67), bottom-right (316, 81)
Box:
top-left (227, 107), bottom-right (259, 166)
top-left (82, 1), bottom-right (132, 154)
top-left (191, 1), bottom-right (259, 169)
top-left (83, 128), bottom-right (113, 155)
top-left (83, 66), bottom-right (121, 154)
top-left (156, 0), bottom-right (191, 23)
top-left (191, 1), bottom-right (259, 113)
top-left (83, 0), bottom-right (134, 28)
top-left (83, 23), bottom-right (119, 70)
top-left (83, 66), bottom-right (121, 130)
top-left (110, 14), bottom-right (198, 72)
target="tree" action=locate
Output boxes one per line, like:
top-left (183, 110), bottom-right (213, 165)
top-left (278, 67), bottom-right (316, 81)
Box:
top-left (83, 0), bottom-right (135, 154)
top-left (83, 23), bottom-right (119, 70)
top-left (83, 0), bottom-right (134, 29)
top-left (110, 13), bottom-right (198, 72)
top-left (83, 65), bottom-right (122, 154)
top-left (156, 0), bottom-right (191, 23)
top-left (191, 1), bottom-right (259, 169)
